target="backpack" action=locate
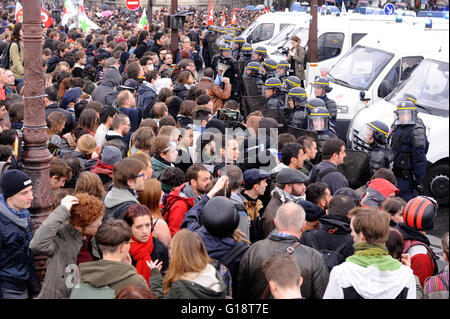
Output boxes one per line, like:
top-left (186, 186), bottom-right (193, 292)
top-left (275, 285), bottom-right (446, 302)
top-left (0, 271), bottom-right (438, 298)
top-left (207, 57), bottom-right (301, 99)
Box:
top-left (103, 200), bottom-right (136, 221)
top-left (308, 164), bottom-right (338, 184)
top-left (0, 41), bottom-right (19, 69)
top-left (403, 239), bottom-right (438, 276)
top-left (69, 283), bottom-right (115, 299)
top-left (310, 235), bottom-right (349, 271)
top-left (160, 191), bottom-right (194, 224)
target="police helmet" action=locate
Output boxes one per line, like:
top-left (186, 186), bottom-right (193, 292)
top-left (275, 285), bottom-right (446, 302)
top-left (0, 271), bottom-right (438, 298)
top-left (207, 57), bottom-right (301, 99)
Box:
top-left (312, 77), bottom-right (332, 93)
top-left (202, 196), bottom-right (240, 238)
top-left (306, 97), bottom-right (326, 112)
top-left (233, 36), bottom-right (245, 44)
top-left (253, 46), bottom-right (268, 59)
top-left (400, 93), bottom-right (417, 105)
top-left (284, 76), bottom-right (301, 90)
top-left (244, 61), bottom-right (262, 77)
top-left (262, 58), bottom-right (278, 73)
top-left (307, 106), bottom-right (330, 132)
top-left (277, 59), bottom-right (290, 72)
top-left (288, 87), bottom-right (307, 106)
top-left (357, 120), bottom-right (389, 146)
top-left (240, 43), bottom-right (253, 56)
top-left (222, 35), bottom-right (233, 45)
top-left (220, 42), bottom-right (232, 52)
top-left (264, 77), bottom-right (282, 88)
top-left (395, 101), bottom-right (417, 125)
top-left (403, 196), bottom-right (437, 231)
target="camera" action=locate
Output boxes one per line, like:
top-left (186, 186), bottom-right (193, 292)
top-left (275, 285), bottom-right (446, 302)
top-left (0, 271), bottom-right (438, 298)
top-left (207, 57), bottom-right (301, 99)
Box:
top-left (280, 47), bottom-right (290, 56)
top-left (217, 108), bottom-right (240, 122)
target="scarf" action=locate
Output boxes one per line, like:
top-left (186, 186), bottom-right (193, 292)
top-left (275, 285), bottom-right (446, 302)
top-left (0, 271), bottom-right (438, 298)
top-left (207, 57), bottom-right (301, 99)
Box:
top-left (129, 235), bottom-right (154, 286)
top-left (91, 161), bottom-right (114, 177)
top-left (0, 194), bottom-right (29, 219)
top-left (346, 242), bottom-right (402, 271)
top-left (271, 186), bottom-right (303, 204)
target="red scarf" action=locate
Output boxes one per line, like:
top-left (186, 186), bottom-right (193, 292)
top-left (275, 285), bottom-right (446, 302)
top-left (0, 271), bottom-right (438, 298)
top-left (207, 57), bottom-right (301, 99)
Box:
top-left (129, 235), bottom-right (154, 286)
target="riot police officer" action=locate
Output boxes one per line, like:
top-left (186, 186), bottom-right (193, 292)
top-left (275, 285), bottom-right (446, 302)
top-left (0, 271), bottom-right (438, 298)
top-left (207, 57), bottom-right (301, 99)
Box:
top-left (243, 61), bottom-right (264, 95)
top-left (264, 77), bottom-right (284, 109)
top-left (388, 101), bottom-right (428, 201)
top-left (232, 36), bottom-right (245, 60)
top-left (252, 46), bottom-right (267, 63)
top-left (211, 42), bottom-right (239, 98)
top-left (283, 75), bottom-right (302, 92)
top-left (285, 87), bottom-right (308, 129)
top-left (261, 58), bottom-right (278, 82)
top-left (306, 100), bottom-right (337, 153)
top-left (276, 59), bottom-right (290, 82)
top-left (312, 77), bottom-right (338, 126)
top-left (238, 43), bottom-right (253, 75)
top-left (357, 120), bottom-right (393, 176)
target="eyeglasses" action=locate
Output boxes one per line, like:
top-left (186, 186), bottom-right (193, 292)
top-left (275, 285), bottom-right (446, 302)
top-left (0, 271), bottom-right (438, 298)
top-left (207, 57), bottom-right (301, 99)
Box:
top-left (135, 173), bottom-right (145, 179)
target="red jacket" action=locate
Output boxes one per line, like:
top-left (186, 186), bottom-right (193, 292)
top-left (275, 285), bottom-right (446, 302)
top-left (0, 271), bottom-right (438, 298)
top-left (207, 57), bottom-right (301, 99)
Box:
top-left (161, 183), bottom-right (196, 237)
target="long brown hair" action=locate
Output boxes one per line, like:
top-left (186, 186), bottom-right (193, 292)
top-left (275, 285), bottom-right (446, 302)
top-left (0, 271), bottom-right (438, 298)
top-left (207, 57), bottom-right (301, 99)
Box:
top-left (74, 171), bottom-right (106, 199)
top-left (137, 178), bottom-right (163, 218)
top-left (163, 229), bottom-right (210, 295)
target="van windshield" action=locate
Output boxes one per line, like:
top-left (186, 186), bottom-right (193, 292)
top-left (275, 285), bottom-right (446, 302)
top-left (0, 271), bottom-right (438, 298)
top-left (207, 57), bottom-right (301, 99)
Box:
top-left (328, 45), bottom-right (394, 90)
top-left (387, 59), bottom-right (449, 116)
top-left (268, 24), bottom-right (296, 46)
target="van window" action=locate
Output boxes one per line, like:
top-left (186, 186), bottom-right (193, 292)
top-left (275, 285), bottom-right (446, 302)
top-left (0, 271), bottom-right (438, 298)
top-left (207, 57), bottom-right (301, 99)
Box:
top-left (318, 32), bottom-right (344, 62)
top-left (280, 24), bottom-right (292, 31)
top-left (247, 23), bottom-right (275, 43)
top-left (351, 33), bottom-right (367, 47)
top-left (378, 59), bottom-right (401, 98)
top-left (401, 56), bottom-right (423, 81)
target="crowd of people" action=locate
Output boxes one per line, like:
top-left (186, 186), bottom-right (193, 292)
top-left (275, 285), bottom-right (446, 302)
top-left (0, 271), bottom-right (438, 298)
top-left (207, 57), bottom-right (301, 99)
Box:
top-left (0, 2), bottom-right (448, 300)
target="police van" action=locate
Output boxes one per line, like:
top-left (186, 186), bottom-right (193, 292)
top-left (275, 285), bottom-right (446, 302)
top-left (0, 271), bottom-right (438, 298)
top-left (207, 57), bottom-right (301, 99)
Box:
top-left (266, 13), bottom-right (413, 86)
top-left (325, 22), bottom-right (448, 141)
top-left (346, 36), bottom-right (449, 205)
top-left (240, 11), bottom-right (310, 47)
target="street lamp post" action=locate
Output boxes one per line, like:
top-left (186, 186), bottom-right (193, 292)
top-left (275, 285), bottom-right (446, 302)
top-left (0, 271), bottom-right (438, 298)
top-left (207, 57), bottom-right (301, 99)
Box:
top-left (22, 0), bottom-right (54, 289)
top-left (170, 0), bottom-right (179, 59)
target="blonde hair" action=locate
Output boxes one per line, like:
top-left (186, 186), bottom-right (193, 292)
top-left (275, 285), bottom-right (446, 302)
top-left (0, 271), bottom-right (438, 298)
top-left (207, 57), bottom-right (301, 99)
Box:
top-left (163, 229), bottom-right (210, 295)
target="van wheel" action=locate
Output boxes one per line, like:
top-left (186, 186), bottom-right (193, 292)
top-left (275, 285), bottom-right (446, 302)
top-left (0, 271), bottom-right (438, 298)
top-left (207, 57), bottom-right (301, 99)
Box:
top-left (424, 163), bottom-right (449, 207)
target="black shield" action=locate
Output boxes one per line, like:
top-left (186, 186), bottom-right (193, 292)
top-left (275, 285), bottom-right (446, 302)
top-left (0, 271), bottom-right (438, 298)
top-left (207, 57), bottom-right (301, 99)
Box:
top-left (242, 77), bottom-right (260, 96)
top-left (338, 150), bottom-right (371, 189)
top-left (241, 96), bottom-right (267, 118)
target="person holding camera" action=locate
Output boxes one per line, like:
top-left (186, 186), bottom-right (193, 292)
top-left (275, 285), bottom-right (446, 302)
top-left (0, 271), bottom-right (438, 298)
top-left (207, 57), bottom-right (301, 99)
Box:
top-left (197, 68), bottom-right (231, 114)
top-left (287, 36), bottom-right (306, 88)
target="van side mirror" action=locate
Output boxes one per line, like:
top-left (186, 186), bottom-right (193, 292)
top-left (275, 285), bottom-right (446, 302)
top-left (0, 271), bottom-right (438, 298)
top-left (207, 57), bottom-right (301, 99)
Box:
top-left (360, 90), bottom-right (370, 102)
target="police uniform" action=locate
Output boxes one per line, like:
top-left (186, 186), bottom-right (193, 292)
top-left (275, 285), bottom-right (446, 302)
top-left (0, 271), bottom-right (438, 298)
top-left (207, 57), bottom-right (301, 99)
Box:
top-left (285, 87), bottom-right (308, 129)
top-left (312, 78), bottom-right (338, 126)
top-left (237, 43), bottom-right (253, 76)
top-left (242, 61), bottom-right (264, 96)
top-left (264, 77), bottom-right (284, 109)
top-left (388, 101), bottom-right (428, 201)
top-left (232, 36), bottom-right (245, 61)
top-left (211, 43), bottom-right (240, 100)
top-left (306, 101), bottom-right (337, 154)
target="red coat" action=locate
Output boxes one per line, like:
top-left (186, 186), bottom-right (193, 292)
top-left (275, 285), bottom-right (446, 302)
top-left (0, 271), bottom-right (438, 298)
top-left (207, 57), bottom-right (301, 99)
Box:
top-left (162, 183), bottom-right (196, 237)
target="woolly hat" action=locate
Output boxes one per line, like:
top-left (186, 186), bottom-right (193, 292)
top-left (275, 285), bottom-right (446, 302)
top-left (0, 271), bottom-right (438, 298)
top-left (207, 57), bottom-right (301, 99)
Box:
top-left (0, 170), bottom-right (32, 200)
top-left (102, 145), bottom-right (122, 166)
top-left (205, 119), bottom-right (226, 135)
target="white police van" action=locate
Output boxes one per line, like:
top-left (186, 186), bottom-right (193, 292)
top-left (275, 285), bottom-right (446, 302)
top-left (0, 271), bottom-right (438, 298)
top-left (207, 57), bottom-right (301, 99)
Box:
top-left (325, 21), bottom-right (448, 141)
top-left (347, 36), bottom-right (449, 205)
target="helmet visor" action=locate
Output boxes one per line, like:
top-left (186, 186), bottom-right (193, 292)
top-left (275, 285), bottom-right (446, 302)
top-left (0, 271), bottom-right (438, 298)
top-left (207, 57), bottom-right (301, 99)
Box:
top-left (357, 124), bottom-right (375, 145)
top-left (395, 109), bottom-right (416, 125)
top-left (308, 116), bottom-right (328, 132)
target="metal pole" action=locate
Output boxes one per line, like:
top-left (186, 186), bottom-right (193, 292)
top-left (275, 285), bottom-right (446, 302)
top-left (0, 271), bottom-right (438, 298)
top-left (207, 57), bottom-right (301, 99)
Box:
top-left (147, 0), bottom-right (153, 24)
top-left (22, 0), bottom-right (54, 290)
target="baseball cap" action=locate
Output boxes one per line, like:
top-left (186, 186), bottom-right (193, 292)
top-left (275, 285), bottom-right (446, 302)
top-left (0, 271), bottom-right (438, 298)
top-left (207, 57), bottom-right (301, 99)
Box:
top-left (243, 169), bottom-right (270, 189)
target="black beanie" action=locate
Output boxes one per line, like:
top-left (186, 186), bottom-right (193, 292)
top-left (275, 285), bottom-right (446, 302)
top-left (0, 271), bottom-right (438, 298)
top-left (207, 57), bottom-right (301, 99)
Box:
top-left (0, 170), bottom-right (32, 200)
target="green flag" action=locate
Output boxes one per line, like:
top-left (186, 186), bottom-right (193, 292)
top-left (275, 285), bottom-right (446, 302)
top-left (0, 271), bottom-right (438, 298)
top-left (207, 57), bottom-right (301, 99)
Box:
top-left (139, 9), bottom-right (149, 30)
top-left (78, 13), bottom-right (99, 33)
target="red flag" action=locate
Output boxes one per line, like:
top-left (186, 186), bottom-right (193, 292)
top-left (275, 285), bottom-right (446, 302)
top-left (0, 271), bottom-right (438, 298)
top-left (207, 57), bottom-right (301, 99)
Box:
top-left (220, 15), bottom-right (226, 27)
top-left (41, 7), bottom-right (54, 28)
top-left (207, 0), bottom-right (214, 26)
top-left (264, 6), bottom-right (270, 14)
top-left (230, 11), bottom-right (237, 25)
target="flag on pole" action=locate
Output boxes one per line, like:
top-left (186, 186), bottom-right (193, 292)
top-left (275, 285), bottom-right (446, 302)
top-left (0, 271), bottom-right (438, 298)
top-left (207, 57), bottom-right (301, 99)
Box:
top-left (264, 6), bottom-right (270, 14)
top-left (342, 1), bottom-right (347, 13)
top-left (15, 2), bottom-right (23, 22)
top-left (220, 15), bottom-right (226, 27)
top-left (78, 12), bottom-right (100, 33)
top-left (138, 8), bottom-right (149, 31)
top-left (41, 7), bottom-right (54, 28)
top-left (78, 0), bottom-right (85, 14)
top-left (207, 0), bottom-right (214, 26)
top-left (230, 11), bottom-right (237, 25)
top-left (62, 0), bottom-right (78, 26)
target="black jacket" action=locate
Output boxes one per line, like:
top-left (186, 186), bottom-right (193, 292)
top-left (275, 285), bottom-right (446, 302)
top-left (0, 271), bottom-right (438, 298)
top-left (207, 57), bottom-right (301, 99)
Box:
top-left (300, 214), bottom-right (354, 264)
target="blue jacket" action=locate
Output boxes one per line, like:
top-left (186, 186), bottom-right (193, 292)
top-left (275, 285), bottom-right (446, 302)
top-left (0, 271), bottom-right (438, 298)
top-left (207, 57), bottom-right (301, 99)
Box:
top-left (119, 106), bottom-right (141, 146)
top-left (136, 82), bottom-right (157, 118)
top-left (0, 195), bottom-right (37, 295)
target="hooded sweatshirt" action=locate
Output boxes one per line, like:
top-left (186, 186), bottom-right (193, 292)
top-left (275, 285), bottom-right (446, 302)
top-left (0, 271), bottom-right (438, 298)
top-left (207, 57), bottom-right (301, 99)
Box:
top-left (103, 187), bottom-right (139, 219)
top-left (79, 259), bottom-right (148, 295)
top-left (323, 243), bottom-right (417, 299)
top-left (360, 178), bottom-right (399, 208)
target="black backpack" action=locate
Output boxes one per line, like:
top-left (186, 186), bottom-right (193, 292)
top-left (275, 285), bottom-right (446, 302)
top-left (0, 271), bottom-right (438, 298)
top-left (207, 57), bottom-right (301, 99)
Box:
top-left (310, 235), bottom-right (349, 271)
top-left (308, 165), bottom-right (338, 185)
top-left (0, 41), bottom-right (20, 69)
